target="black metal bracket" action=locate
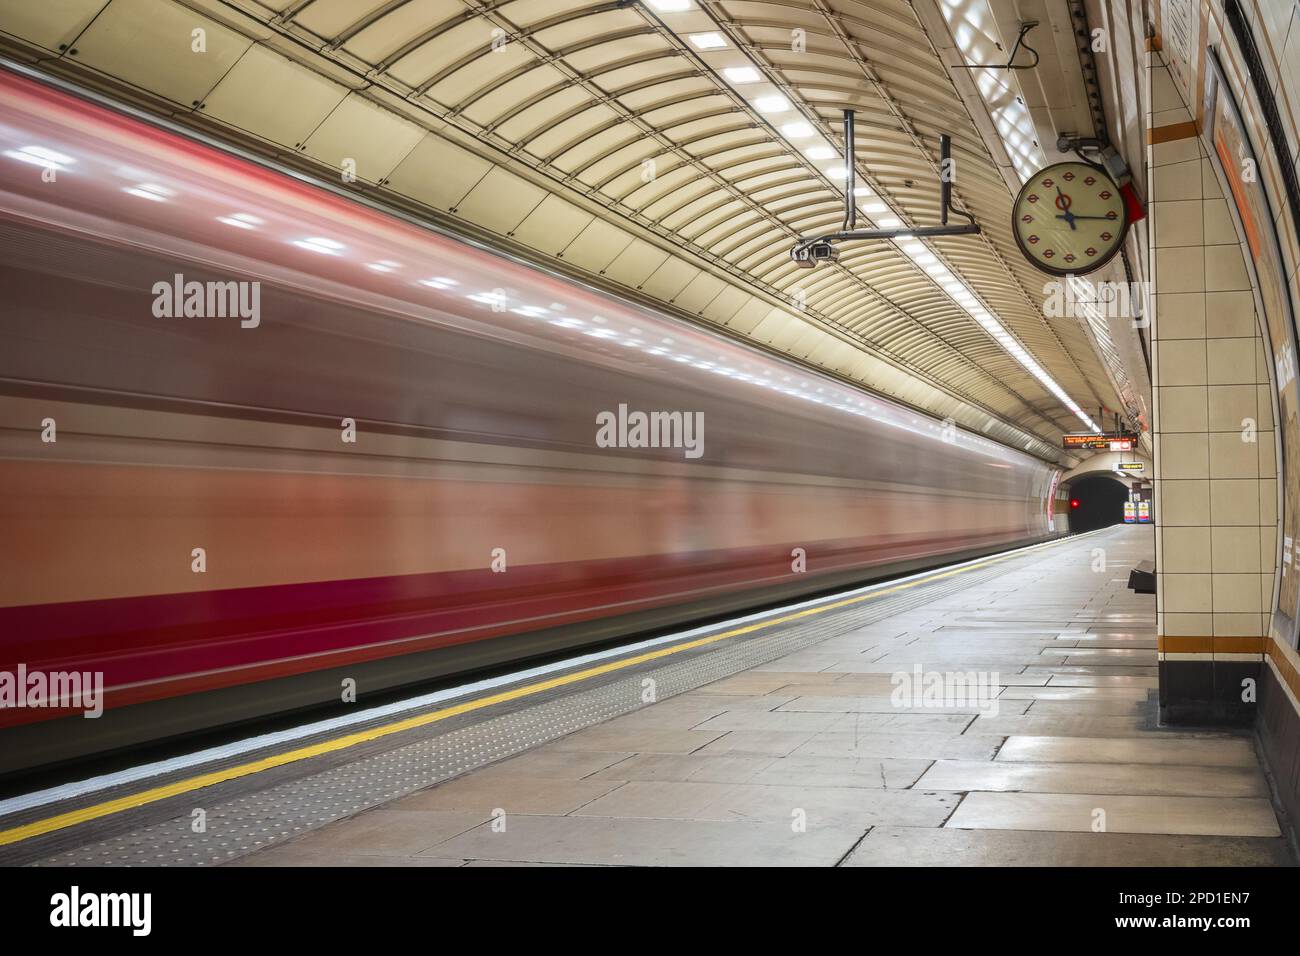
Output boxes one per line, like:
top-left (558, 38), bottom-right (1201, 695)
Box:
top-left (952, 21), bottom-right (1040, 71)
top-left (1057, 134), bottom-right (1138, 193)
top-left (790, 110), bottom-right (979, 268)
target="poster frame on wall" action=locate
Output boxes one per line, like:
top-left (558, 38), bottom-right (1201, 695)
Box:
top-left (1202, 45), bottom-right (1298, 646)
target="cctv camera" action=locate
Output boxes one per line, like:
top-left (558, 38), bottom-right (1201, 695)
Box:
top-left (791, 240), bottom-right (837, 268)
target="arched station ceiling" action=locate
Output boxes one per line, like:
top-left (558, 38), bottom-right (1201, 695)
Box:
top-left (0, 0), bottom-right (1127, 463)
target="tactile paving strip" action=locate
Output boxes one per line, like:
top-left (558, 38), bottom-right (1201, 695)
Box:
top-left (23, 540), bottom-right (1066, 866)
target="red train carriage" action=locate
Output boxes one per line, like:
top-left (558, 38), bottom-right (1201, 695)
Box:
top-left (0, 67), bottom-right (1060, 772)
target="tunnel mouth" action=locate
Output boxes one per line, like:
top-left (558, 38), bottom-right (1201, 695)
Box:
top-left (1066, 475), bottom-right (1130, 532)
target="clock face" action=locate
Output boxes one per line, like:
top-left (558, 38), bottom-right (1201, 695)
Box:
top-left (1011, 161), bottom-right (1129, 276)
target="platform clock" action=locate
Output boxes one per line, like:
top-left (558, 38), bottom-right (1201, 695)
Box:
top-left (1011, 161), bottom-right (1129, 276)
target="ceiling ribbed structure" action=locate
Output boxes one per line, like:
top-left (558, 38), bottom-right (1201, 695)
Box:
top-left (0, 0), bottom-right (1125, 461)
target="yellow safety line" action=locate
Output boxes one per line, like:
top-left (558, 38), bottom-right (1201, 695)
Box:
top-left (0, 537), bottom-right (1056, 847)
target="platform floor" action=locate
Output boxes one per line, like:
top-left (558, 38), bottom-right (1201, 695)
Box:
top-left (228, 525), bottom-right (1292, 867)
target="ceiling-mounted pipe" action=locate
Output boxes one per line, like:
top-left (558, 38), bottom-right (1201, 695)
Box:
top-left (842, 108), bottom-right (856, 230)
top-left (791, 113), bottom-right (979, 266)
top-left (940, 134), bottom-right (950, 226)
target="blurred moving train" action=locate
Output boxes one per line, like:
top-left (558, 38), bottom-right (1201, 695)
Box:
top-left (0, 66), bottom-right (1063, 773)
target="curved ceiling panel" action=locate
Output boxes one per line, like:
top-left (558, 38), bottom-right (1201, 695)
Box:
top-left (0, 0), bottom-right (1127, 463)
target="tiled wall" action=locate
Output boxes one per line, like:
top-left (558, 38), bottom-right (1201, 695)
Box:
top-left (1224, 0), bottom-right (1300, 829)
top-left (1148, 47), bottom-right (1273, 721)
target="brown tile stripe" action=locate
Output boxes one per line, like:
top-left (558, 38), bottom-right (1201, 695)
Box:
top-left (1158, 635), bottom-right (1264, 653)
top-left (1148, 119), bottom-right (1199, 144)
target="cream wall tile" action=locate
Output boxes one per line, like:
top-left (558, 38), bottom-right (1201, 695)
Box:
top-left (1154, 292), bottom-right (1206, 339)
top-left (1155, 247), bottom-right (1206, 293)
top-left (1157, 385), bottom-right (1208, 431)
top-left (1259, 435), bottom-right (1278, 477)
top-left (1202, 199), bottom-right (1237, 244)
top-left (1152, 137), bottom-right (1201, 167)
top-left (1153, 105), bottom-right (1196, 128)
top-left (1165, 573), bottom-right (1213, 612)
top-left (1150, 66), bottom-right (1184, 112)
top-left (1212, 612), bottom-right (1265, 637)
top-left (1211, 526), bottom-right (1262, 572)
top-left (1206, 384), bottom-right (1257, 431)
top-left (1163, 612), bottom-right (1212, 636)
top-left (1256, 385), bottom-right (1276, 429)
top-left (1162, 526), bottom-right (1212, 572)
top-left (1204, 291), bottom-right (1257, 338)
top-left (1153, 158), bottom-right (1202, 201)
top-left (1208, 431), bottom-right (1261, 478)
top-left (1156, 338), bottom-right (1207, 385)
top-left (1261, 526), bottom-right (1279, 573)
top-left (1261, 479), bottom-right (1279, 525)
top-left (1152, 200), bottom-right (1203, 247)
top-left (1210, 479), bottom-right (1261, 525)
top-left (1206, 338), bottom-right (1258, 385)
top-left (1202, 159), bottom-right (1223, 198)
top-left (1160, 479), bottom-right (1209, 524)
top-left (1212, 573), bottom-right (1263, 613)
top-left (1160, 433), bottom-right (1210, 478)
top-left (1205, 248), bottom-right (1250, 291)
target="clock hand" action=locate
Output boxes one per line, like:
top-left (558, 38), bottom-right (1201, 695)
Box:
top-left (1054, 187), bottom-right (1077, 230)
top-left (1056, 214), bottom-right (1113, 221)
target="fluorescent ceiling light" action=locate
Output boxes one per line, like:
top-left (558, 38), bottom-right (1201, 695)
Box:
top-left (754, 95), bottom-right (790, 113)
top-left (823, 166), bottom-right (848, 180)
top-left (723, 66), bottom-right (759, 83)
top-left (805, 146), bottom-right (836, 160)
top-left (647, 0), bottom-right (693, 9)
top-left (688, 32), bottom-right (727, 50)
top-left (781, 121), bottom-right (814, 138)
top-left (878, 217), bottom-right (902, 228)
top-left (853, 185), bottom-right (871, 197)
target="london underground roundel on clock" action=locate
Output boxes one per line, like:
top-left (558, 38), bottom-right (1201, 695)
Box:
top-left (1011, 161), bottom-right (1129, 276)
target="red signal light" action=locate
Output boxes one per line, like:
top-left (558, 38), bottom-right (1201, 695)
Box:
top-left (1070, 498), bottom-right (1080, 509)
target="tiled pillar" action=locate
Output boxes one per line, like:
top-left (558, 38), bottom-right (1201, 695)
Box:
top-left (1149, 51), bottom-right (1273, 724)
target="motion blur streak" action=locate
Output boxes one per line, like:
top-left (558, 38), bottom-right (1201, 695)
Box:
top-left (0, 68), bottom-right (1060, 771)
